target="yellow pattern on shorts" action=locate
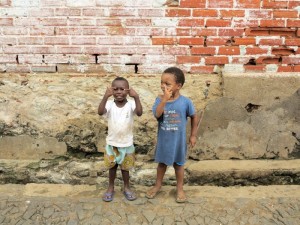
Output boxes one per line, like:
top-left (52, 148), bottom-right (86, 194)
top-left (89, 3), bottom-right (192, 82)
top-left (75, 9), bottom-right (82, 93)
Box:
top-left (104, 145), bottom-right (135, 171)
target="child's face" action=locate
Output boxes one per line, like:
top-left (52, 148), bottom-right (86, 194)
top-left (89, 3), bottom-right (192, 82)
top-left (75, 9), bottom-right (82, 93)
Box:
top-left (112, 80), bottom-right (129, 102)
top-left (161, 73), bottom-right (181, 95)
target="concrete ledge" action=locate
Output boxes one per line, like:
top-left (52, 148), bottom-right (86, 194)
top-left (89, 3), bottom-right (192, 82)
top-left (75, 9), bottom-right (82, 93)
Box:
top-left (186, 160), bottom-right (300, 186)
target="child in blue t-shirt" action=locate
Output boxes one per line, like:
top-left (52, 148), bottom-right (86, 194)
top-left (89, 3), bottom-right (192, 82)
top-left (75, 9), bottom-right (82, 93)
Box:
top-left (146, 67), bottom-right (198, 203)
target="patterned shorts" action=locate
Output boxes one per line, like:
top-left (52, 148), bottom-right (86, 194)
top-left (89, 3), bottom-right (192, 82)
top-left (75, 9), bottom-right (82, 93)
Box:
top-left (104, 145), bottom-right (135, 171)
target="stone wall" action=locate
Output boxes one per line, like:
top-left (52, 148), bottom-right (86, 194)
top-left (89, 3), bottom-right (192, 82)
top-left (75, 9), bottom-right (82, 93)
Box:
top-left (0, 72), bottom-right (299, 161)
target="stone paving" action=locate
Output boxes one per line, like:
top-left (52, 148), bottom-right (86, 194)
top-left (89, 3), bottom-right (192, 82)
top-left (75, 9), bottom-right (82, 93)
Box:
top-left (0, 184), bottom-right (299, 225)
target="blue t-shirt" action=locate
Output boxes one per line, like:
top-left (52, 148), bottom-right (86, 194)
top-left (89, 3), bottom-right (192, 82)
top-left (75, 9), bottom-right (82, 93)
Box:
top-left (152, 95), bottom-right (196, 166)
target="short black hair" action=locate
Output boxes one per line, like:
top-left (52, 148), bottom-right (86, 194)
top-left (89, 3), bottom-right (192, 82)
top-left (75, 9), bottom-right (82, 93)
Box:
top-left (112, 77), bottom-right (129, 87)
top-left (163, 67), bottom-right (185, 86)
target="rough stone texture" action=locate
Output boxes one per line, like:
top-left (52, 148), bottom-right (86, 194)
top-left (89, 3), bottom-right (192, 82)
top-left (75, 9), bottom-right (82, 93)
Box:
top-left (1, 72), bottom-right (300, 162)
top-left (0, 135), bottom-right (66, 159)
top-left (0, 73), bottom-right (221, 155)
top-left (0, 184), bottom-right (299, 225)
top-left (223, 72), bottom-right (300, 107)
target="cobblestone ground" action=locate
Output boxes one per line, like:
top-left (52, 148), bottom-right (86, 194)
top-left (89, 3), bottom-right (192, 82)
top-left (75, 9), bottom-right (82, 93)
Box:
top-left (0, 184), bottom-right (299, 225)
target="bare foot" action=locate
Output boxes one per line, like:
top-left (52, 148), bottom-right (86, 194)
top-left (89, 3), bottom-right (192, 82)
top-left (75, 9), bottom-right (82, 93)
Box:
top-left (146, 186), bottom-right (161, 199)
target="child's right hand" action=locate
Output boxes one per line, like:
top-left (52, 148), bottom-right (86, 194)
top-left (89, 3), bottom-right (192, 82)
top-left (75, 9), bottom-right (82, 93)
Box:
top-left (104, 86), bottom-right (113, 98)
top-left (162, 84), bottom-right (172, 101)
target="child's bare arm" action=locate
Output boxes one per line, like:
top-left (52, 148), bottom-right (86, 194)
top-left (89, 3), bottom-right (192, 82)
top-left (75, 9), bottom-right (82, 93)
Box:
top-left (128, 88), bottom-right (143, 116)
top-left (189, 114), bottom-right (199, 148)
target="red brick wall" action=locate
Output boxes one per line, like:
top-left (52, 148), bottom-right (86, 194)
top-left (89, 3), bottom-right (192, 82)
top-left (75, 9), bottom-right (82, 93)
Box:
top-left (0, 0), bottom-right (299, 74)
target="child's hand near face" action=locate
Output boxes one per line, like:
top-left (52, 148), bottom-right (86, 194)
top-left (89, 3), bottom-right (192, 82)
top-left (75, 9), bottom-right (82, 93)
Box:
top-left (104, 86), bottom-right (114, 98)
top-left (162, 84), bottom-right (173, 101)
top-left (128, 88), bottom-right (139, 99)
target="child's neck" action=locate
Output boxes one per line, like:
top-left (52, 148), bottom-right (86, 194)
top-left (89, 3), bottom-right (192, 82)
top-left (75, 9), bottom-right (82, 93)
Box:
top-left (114, 99), bottom-right (127, 107)
top-left (168, 92), bottom-right (180, 101)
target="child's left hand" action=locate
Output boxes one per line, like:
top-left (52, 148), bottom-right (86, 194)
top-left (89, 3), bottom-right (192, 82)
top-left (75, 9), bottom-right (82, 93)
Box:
top-left (189, 135), bottom-right (197, 148)
top-left (128, 88), bottom-right (139, 98)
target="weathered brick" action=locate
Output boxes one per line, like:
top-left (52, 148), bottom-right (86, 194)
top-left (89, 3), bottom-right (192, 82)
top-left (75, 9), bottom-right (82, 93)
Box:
top-left (218, 29), bottom-right (244, 36)
top-left (220, 10), bottom-right (245, 18)
top-left (282, 56), bottom-right (300, 65)
top-left (166, 9), bottom-right (191, 17)
top-left (82, 28), bottom-right (107, 35)
top-left (288, 1), bottom-right (300, 9)
top-left (138, 9), bottom-right (164, 17)
top-left (6, 64), bottom-right (31, 73)
top-left (98, 37), bottom-right (124, 45)
top-left (124, 19), bottom-right (152, 26)
top-left (256, 56), bottom-right (281, 64)
top-left (272, 47), bottom-right (296, 56)
top-left (232, 56), bottom-right (253, 64)
top-left (206, 37), bottom-right (229, 46)
top-left (55, 8), bottom-right (81, 16)
top-left (69, 55), bottom-right (95, 64)
top-left (218, 47), bottom-right (240, 55)
top-left (125, 37), bottom-right (151, 45)
top-left (234, 19), bottom-right (259, 28)
top-left (44, 37), bottom-right (69, 45)
top-left (165, 28), bottom-right (190, 36)
top-left (262, 0), bottom-right (288, 9)
top-left (66, 0), bottom-right (96, 7)
top-left (136, 47), bottom-right (163, 55)
top-left (41, 0), bottom-right (67, 7)
top-left (110, 8), bottom-right (136, 17)
top-left (57, 64), bottom-right (106, 74)
top-left (30, 47), bottom-right (56, 54)
top-left (2, 27), bottom-right (27, 35)
top-left (82, 8), bottom-right (106, 16)
top-left (0, 37), bottom-right (17, 45)
top-left (31, 65), bottom-right (57, 73)
top-left (191, 28), bottom-right (217, 36)
top-left (0, 55), bottom-right (16, 63)
top-left (260, 20), bottom-right (285, 27)
top-left (176, 56), bottom-right (201, 64)
top-left (191, 47), bottom-right (216, 55)
top-left (18, 37), bottom-right (43, 45)
top-left (285, 38), bottom-right (300, 46)
top-left (57, 47), bottom-right (82, 54)
top-left (246, 47), bottom-right (269, 55)
top-left (206, 19), bottom-right (231, 27)
top-left (0, 0), bottom-right (11, 6)
top-left (83, 47), bottom-right (109, 54)
top-left (236, 0), bottom-right (260, 8)
top-left (44, 55), bottom-right (70, 64)
top-left (179, 37), bottom-right (204, 45)
top-left (3, 46), bottom-right (31, 54)
top-left (205, 56), bottom-right (229, 65)
top-left (248, 10), bottom-right (272, 19)
top-left (277, 66), bottom-right (294, 72)
top-left (71, 37), bottom-right (96, 45)
top-left (106, 27), bottom-right (135, 35)
top-left (294, 65), bottom-right (300, 72)
top-left (152, 37), bottom-right (177, 45)
top-left (111, 47), bottom-right (136, 55)
top-left (96, 19), bottom-right (122, 26)
top-left (69, 18), bottom-right (96, 26)
top-left (163, 46), bottom-right (190, 55)
top-left (0, 18), bottom-right (13, 26)
top-left (180, 0), bottom-right (206, 8)
top-left (29, 8), bottom-right (54, 17)
top-left (270, 28), bottom-right (296, 37)
top-left (190, 66), bottom-right (215, 74)
top-left (208, 0), bottom-right (233, 8)
top-left (233, 38), bottom-right (256, 45)
top-left (258, 38), bottom-right (283, 45)
top-left (135, 28), bottom-right (164, 36)
top-left (30, 27), bottom-right (55, 36)
top-left (274, 10), bottom-right (298, 18)
top-left (287, 19), bottom-right (300, 28)
top-left (18, 54), bottom-right (43, 64)
top-left (178, 19), bottom-right (204, 27)
top-left (56, 27), bottom-right (82, 35)
top-left (193, 9), bottom-right (218, 17)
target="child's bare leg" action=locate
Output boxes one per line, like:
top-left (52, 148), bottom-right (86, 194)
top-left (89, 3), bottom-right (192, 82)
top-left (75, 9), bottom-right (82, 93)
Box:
top-left (121, 169), bottom-right (131, 192)
top-left (146, 163), bottom-right (167, 198)
top-left (107, 164), bottom-right (118, 193)
top-left (173, 163), bottom-right (186, 201)
top-left (121, 169), bottom-right (137, 200)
